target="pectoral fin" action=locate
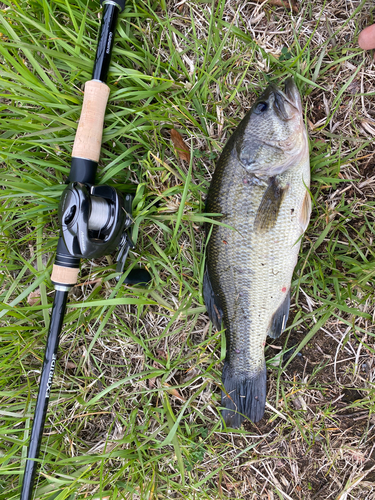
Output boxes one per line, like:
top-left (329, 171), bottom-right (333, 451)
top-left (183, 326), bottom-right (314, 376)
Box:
top-left (254, 177), bottom-right (289, 233)
top-left (299, 190), bottom-right (312, 232)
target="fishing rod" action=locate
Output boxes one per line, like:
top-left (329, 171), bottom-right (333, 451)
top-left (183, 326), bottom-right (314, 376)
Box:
top-left (20, 1), bottom-right (150, 498)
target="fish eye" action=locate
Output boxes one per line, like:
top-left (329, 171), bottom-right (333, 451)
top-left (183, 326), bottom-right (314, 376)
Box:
top-left (256, 102), bottom-right (268, 113)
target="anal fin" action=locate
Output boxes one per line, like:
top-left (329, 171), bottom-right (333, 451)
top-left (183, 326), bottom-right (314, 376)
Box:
top-left (268, 290), bottom-right (290, 339)
top-left (203, 269), bottom-right (223, 331)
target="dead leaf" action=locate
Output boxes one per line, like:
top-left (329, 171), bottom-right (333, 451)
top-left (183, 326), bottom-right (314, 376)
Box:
top-left (164, 383), bottom-right (186, 402)
top-left (170, 128), bottom-right (190, 162)
top-left (252, 0), bottom-right (298, 13)
top-left (156, 349), bottom-right (168, 361)
top-left (216, 105), bottom-right (224, 138)
top-left (183, 367), bottom-right (199, 383)
top-left (361, 120), bottom-right (375, 136)
top-left (148, 377), bottom-right (156, 389)
top-left (27, 289), bottom-right (41, 306)
top-left (148, 360), bottom-right (164, 388)
top-left (346, 80), bottom-right (360, 95)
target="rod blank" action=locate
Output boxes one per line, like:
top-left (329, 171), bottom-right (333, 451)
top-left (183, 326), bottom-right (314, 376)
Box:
top-left (21, 290), bottom-right (69, 500)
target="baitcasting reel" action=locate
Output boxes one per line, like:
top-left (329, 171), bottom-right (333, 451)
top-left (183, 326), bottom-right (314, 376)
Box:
top-left (59, 182), bottom-right (150, 283)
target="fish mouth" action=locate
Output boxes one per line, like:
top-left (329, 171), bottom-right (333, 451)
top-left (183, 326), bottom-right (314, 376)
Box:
top-left (282, 77), bottom-right (302, 113)
top-left (258, 78), bottom-right (301, 121)
top-left (273, 78), bottom-right (301, 120)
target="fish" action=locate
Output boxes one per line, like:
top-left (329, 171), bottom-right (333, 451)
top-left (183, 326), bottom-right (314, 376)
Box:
top-left (203, 78), bottom-right (311, 427)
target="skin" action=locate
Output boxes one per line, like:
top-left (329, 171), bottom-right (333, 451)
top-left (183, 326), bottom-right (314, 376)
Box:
top-left (358, 24), bottom-right (375, 50)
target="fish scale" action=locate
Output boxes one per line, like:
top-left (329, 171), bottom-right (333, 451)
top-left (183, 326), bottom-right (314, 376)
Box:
top-left (204, 78), bottom-right (311, 427)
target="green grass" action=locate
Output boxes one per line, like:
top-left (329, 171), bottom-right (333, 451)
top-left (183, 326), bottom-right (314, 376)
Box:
top-left (1, 0), bottom-right (375, 499)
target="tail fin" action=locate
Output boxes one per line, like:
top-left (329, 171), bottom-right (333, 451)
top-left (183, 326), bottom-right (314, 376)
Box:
top-left (221, 361), bottom-right (267, 427)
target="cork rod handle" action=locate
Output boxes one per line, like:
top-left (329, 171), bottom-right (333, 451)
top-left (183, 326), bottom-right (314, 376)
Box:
top-left (51, 265), bottom-right (80, 286)
top-left (72, 80), bottom-right (110, 162)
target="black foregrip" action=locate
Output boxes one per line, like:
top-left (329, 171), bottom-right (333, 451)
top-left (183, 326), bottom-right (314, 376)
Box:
top-left (69, 157), bottom-right (98, 185)
top-left (55, 237), bottom-right (80, 268)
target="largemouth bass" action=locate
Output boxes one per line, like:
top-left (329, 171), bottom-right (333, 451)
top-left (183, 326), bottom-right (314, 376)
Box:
top-left (204, 78), bottom-right (311, 427)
